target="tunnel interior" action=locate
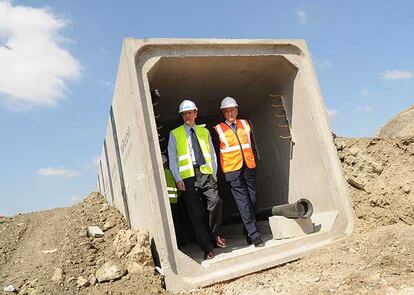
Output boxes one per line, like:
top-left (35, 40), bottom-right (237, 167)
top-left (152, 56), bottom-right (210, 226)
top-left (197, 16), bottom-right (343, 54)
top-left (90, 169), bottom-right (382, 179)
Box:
top-left (146, 55), bottom-right (299, 259)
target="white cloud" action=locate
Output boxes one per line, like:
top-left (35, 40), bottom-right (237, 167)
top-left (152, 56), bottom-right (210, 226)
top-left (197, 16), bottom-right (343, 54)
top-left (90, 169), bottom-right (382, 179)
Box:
top-left (38, 167), bottom-right (80, 178)
top-left (327, 109), bottom-right (338, 118)
top-left (0, 1), bottom-right (81, 109)
top-left (314, 59), bottom-right (333, 69)
top-left (359, 89), bottom-right (370, 96)
top-left (382, 70), bottom-right (413, 80)
top-left (356, 105), bottom-right (373, 112)
top-left (70, 195), bottom-right (82, 203)
top-left (91, 156), bottom-right (100, 167)
top-left (98, 79), bottom-right (113, 89)
top-left (297, 9), bottom-right (307, 24)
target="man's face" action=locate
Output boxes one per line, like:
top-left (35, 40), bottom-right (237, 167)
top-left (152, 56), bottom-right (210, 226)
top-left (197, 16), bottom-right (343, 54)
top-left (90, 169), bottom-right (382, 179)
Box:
top-left (222, 107), bottom-right (238, 123)
top-left (181, 110), bottom-right (197, 126)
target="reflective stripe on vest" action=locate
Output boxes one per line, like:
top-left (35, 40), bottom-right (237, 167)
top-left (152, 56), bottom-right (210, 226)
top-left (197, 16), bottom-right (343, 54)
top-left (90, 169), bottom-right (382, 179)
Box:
top-left (164, 168), bottom-right (178, 203)
top-left (171, 125), bottom-right (213, 179)
top-left (214, 119), bottom-right (256, 173)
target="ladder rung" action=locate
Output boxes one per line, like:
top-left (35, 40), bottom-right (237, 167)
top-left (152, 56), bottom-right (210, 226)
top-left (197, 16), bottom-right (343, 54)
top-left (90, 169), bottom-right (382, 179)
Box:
top-left (277, 124), bottom-right (289, 128)
top-left (279, 136), bottom-right (292, 139)
top-left (274, 114), bottom-right (286, 118)
top-left (272, 104), bottom-right (284, 108)
top-left (269, 94), bottom-right (283, 98)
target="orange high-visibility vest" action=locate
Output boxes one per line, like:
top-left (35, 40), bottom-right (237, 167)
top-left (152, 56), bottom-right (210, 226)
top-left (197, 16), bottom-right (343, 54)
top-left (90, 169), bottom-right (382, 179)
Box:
top-left (214, 119), bottom-right (256, 173)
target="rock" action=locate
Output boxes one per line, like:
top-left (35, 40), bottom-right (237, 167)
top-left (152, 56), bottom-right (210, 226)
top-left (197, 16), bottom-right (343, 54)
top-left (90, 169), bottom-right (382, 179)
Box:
top-left (136, 230), bottom-right (151, 248)
top-left (346, 177), bottom-right (366, 191)
top-left (77, 276), bottom-right (90, 288)
top-left (103, 220), bottom-right (115, 231)
top-left (88, 226), bottom-right (104, 238)
top-left (125, 231), bottom-right (154, 273)
top-left (127, 261), bottom-right (146, 274)
top-left (335, 141), bottom-right (344, 151)
top-left (88, 274), bottom-right (97, 286)
top-left (51, 268), bottom-right (65, 282)
top-left (95, 260), bottom-right (126, 282)
top-left (19, 286), bottom-right (29, 295)
top-left (349, 146), bottom-right (360, 156)
top-left (402, 185), bottom-right (411, 194)
top-left (78, 227), bottom-right (88, 238)
top-left (41, 248), bottom-right (57, 254)
top-left (369, 161), bottom-right (384, 174)
top-left (3, 285), bottom-right (16, 292)
top-left (113, 230), bottom-right (138, 258)
top-left (27, 288), bottom-right (39, 295)
top-left (99, 204), bottom-right (109, 213)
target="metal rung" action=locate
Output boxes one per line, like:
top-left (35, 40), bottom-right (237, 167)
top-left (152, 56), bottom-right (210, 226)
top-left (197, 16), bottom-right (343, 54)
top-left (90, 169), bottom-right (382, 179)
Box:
top-left (277, 124), bottom-right (289, 128)
top-left (274, 114), bottom-right (286, 118)
top-left (155, 114), bottom-right (161, 119)
top-left (269, 94), bottom-right (283, 98)
top-left (272, 104), bottom-right (284, 108)
top-left (157, 125), bottom-right (163, 130)
top-left (279, 136), bottom-right (292, 139)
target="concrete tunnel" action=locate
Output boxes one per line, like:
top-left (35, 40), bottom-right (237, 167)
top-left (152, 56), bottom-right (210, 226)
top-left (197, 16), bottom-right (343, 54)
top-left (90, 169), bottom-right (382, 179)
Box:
top-left (97, 39), bottom-right (354, 292)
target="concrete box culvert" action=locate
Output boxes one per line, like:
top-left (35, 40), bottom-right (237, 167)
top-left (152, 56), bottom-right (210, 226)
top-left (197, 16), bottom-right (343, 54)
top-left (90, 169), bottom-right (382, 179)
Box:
top-left (97, 38), bottom-right (354, 292)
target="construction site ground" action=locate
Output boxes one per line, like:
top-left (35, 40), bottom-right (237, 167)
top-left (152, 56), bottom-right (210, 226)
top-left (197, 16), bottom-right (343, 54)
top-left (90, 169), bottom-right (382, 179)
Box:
top-left (1, 136), bottom-right (413, 295)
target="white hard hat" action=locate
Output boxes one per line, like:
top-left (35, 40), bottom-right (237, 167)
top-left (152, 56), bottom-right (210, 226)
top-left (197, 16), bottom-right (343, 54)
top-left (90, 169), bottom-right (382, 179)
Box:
top-left (161, 154), bottom-right (167, 165)
top-left (220, 96), bottom-right (238, 109)
top-left (178, 99), bottom-right (198, 113)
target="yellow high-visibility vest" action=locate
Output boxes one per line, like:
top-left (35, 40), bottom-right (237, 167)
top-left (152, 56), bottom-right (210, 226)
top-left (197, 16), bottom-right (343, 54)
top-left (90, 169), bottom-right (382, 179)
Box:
top-left (171, 125), bottom-right (213, 179)
top-left (164, 167), bottom-right (178, 204)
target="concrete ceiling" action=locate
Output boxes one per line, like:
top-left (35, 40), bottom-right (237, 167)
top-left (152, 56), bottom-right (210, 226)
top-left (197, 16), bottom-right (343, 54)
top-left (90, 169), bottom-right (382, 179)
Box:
top-left (147, 55), bottom-right (298, 121)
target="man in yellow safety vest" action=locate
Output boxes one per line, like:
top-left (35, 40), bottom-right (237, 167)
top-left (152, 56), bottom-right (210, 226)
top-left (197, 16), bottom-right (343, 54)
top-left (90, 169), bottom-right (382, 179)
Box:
top-left (167, 99), bottom-right (227, 260)
top-left (162, 154), bottom-right (192, 248)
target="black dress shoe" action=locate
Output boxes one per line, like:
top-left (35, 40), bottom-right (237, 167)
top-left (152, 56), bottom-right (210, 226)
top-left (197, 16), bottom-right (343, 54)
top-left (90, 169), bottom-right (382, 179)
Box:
top-left (246, 235), bottom-right (253, 245)
top-left (204, 249), bottom-right (215, 260)
top-left (252, 238), bottom-right (264, 247)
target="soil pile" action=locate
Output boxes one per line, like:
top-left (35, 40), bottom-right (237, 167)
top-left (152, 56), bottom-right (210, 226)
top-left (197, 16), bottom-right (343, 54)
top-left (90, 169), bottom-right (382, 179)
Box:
top-left (336, 136), bottom-right (414, 231)
top-left (184, 136), bottom-right (414, 295)
top-left (1, 136), bottom-right (414, 294)
top-left (378, 104), bottom-right (414, 137)
top-left (0, 193), bottom-right (167, 295)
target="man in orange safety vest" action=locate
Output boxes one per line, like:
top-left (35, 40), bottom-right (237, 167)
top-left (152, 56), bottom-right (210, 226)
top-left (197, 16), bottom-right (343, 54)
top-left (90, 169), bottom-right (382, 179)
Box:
top-left (214, 96), bottom-right (264, 247)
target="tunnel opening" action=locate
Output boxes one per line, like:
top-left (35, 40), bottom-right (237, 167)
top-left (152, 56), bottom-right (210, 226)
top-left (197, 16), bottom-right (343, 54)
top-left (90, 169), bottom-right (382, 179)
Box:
top-left (147, 55), bottom-right (299, 262)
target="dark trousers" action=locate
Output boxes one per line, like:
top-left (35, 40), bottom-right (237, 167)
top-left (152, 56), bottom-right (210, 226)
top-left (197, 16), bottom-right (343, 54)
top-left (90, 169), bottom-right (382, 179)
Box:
top-left (170, 202), bottom-right (190, 247)
top-left (225, 167), bottom-right (260, 240)
top-left (182, 168), bottom-right (223, 251)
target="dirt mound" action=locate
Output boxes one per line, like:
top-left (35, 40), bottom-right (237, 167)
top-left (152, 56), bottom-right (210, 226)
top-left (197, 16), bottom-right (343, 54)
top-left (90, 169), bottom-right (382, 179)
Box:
top-left (190, 224), bottom-right (414, 295)
top-left (378, 104), bottom-right (414, 137)
top-left (1, 136), bottom-right (414, 295)
top-left (184, 136), bottom-right (414, 294)
top-left (0, 193), bottom-right (168, 295)
top-left (336, 136), bottom-right (414, 231)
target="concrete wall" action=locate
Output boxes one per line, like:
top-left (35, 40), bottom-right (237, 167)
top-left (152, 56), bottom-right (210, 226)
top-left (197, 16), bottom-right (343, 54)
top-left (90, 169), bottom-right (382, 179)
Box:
top-left (97, 39), bottom-right (354, 292)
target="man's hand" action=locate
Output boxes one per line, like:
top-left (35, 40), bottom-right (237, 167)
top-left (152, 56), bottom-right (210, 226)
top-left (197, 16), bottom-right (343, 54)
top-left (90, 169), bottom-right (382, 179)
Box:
top-left (176, 180), bottom-right (186, 191)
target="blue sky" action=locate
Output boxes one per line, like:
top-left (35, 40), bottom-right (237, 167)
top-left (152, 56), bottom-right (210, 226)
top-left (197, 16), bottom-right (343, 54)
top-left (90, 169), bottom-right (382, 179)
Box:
top-left (1, 0), bottom-right (413, 216)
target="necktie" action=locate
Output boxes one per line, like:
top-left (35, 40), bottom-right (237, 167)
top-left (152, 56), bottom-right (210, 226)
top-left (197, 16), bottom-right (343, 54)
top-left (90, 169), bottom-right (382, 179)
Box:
top-left (190, 128), bottom-right (206, 166)
top-left (231, 123), bottom-right (237, 132)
